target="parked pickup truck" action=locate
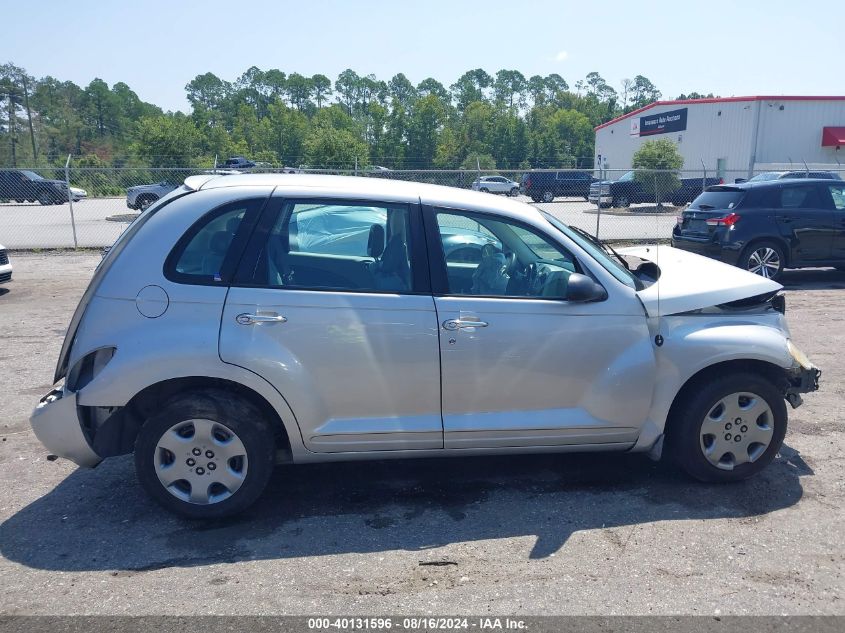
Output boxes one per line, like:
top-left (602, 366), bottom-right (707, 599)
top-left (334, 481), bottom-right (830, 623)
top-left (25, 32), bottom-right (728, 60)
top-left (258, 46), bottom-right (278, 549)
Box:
top-left (521, 170), bottom-right (596, 203)
top-left (589, 171), bottom-right (723, 208)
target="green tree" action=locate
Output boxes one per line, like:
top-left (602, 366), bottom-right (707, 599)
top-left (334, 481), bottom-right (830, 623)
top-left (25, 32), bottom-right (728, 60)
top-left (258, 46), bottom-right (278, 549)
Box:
top-left (303, 123), bottom-right (368, 168)
top-left (632, 138), bottom-right (684, 206)
top-left (133, 114), bottom-right (202, 167)
top-left (311, 74), bottom-right (332, 108)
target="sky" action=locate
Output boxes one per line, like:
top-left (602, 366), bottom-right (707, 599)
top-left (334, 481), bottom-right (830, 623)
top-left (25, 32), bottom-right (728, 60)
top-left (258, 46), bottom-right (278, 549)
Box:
top-left (3, 0), bottom-right (844, 113)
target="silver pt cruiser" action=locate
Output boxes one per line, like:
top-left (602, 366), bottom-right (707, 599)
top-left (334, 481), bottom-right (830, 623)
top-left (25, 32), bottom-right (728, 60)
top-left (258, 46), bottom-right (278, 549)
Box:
top-left (31, 174), bottom-right (820, 518)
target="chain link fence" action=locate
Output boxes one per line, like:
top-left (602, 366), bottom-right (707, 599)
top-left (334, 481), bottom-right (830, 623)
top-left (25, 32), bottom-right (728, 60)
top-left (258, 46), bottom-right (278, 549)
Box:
top-left (1, 164), bottom-right (843, 249)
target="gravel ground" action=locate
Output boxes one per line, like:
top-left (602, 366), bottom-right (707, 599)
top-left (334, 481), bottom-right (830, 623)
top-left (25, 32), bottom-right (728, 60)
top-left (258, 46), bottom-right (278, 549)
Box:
top-left (0, 252), bottom-right (843, 616)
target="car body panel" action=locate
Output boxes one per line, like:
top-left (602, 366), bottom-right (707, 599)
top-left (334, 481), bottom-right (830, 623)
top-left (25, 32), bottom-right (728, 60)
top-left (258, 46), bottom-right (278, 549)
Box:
top-left (621, 245), bottom-right (782, 316)
top-left (220, 289), bottom-right (443, 452)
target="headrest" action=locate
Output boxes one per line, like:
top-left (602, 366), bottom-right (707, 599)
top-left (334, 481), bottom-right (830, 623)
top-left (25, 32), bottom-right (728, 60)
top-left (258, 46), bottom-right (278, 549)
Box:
top-left (367, 224), bottom-right (386, 258)
top-left (209, 231), bottom-right (231, 254)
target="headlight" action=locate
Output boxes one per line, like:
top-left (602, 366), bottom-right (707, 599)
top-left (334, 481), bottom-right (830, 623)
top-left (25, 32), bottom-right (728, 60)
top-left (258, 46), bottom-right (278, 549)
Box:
top-left (787, 340), bottom-right (813, 370)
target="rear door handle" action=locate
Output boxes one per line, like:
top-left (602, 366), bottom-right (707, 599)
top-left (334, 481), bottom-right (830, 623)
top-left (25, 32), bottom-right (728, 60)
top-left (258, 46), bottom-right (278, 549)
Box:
top-left (443, 318), bottom-right (489, 330)
top-left (236, 313), bottom-right (287, 325)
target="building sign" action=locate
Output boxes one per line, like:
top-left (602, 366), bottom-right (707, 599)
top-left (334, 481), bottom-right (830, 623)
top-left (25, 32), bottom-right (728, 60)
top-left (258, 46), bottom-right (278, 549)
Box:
top-left (629, 118), bottom-right (640, 136)
top-left (638, 107), bottom-right (688, 136)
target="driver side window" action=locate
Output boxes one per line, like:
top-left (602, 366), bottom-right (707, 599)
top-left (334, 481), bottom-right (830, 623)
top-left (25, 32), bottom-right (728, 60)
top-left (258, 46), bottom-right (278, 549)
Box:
top-left (434, 210), bottom-right (578, 299)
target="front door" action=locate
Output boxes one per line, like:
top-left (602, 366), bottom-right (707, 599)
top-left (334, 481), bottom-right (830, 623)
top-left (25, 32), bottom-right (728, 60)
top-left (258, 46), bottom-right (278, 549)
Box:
top-left (424, 207), bottom-right (656, 449)
top-left (220, 195), bottom-right (442, 453)
top-left (775, 184), bottom-right (835, 263)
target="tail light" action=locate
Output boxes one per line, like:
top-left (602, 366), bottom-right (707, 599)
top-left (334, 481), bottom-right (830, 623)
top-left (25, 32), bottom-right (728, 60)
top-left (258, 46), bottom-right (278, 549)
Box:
top-left (718, 178), bottom-right (724, 184)
top-left (706, 212), bottom-right (740, 227)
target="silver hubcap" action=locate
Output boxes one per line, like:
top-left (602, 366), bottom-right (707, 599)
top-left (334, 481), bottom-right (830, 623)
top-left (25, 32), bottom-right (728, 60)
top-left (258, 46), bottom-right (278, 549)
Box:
top-left (617, 197), bottom-right (628, 206)
top-left (699, 392), bottom-right (774, 470)
top-left (543, 192), bottom-right (553, 202)
top-left (747, 247), bottom-right (780, 278)
top-left (154, 419), bottom-right (248, 505)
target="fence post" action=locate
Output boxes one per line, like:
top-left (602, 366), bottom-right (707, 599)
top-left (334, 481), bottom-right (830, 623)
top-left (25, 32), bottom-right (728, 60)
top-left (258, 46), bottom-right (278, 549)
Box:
top-left (64, 154), bottom-right (78, 249)
top-left (594, 163), bottom-right (603, 238)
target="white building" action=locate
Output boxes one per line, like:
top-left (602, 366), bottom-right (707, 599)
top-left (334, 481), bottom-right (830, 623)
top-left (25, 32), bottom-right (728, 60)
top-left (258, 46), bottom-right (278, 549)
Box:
top-left (594, 96), bottom-right (845, 179)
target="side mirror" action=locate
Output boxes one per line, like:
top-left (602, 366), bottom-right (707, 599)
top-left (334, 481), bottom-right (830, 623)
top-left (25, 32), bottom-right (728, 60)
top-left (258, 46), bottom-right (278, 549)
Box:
top-left (566, 273), bottom-right (607, 302)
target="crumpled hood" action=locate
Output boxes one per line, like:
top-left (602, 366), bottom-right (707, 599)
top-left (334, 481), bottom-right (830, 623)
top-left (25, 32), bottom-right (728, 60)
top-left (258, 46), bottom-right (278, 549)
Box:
top-left (619, 245), bottom-right (782, 317)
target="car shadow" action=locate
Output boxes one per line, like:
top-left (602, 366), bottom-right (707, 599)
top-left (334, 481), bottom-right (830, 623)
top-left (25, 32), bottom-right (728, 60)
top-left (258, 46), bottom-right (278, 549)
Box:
top-left (780, 267), bottom-right (845, 290)
top-left (0, 445), bottom-right (812, 572)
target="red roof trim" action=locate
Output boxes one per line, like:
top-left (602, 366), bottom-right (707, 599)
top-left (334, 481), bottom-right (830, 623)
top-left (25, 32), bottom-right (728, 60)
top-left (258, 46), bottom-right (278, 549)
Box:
top-left (594, 96), bottom-right (845, 131)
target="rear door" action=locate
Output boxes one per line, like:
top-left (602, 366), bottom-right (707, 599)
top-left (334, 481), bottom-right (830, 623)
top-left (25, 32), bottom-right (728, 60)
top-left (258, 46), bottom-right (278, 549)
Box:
top-left (220, 194), bottom-right (443, 453)
top-left (775, 184), bottom-right (835, 263)
top-left (824, 183), bottom-right (845, 260)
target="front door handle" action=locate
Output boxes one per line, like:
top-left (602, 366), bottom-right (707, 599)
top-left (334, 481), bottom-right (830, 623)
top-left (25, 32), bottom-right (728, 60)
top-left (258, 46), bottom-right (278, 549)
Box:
top-left (236, 313), bottom-right (287, 325)
top-left (442, 318), bottom-right (489, 330)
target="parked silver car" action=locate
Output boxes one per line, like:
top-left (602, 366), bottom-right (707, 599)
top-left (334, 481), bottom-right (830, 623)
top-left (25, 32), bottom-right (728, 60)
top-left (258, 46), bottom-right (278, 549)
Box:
top-left (32, 174), bottom-right (820, 518)
top-left (126, 180), bottom-right (180, 211)
top-left (0, 243), bottom-right (12, 284)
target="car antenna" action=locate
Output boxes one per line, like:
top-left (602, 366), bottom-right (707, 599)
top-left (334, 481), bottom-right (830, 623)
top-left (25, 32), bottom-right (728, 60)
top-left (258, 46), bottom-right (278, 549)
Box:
top-left (802, 159), bottom-right (810, 176)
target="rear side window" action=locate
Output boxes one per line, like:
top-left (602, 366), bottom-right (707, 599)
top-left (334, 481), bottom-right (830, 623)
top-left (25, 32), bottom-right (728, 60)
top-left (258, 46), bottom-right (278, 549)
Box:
top-left (779, 186), bottom-right (822, 209)
top-left (166, 198), bottom-right (264, 284)
top-left (827, 184), bottom-right (845, 210)
top-left (690, 189), bottom-right (746, 210)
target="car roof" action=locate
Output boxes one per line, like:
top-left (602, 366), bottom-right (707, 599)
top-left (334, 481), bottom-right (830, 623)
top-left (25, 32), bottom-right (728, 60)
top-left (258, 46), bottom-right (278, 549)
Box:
top-left (185, 173), bottom-right (544, 224)
top-left (714, 178), bottom-right (839, 191)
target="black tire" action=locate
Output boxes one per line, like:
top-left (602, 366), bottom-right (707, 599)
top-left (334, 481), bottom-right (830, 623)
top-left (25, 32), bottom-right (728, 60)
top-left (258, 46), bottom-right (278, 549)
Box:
top-left (542, 191), bottom-right (554, 203)
top-left (37, 191), bottom-right (54, 206)
top-left (134, 389), bottom-right (276, 519)
top-left (531, 196), bottom-right (542, 203)
top-left (668, 372), bottom-right (787, 483)
top-left (480, 187), bottom-right (489, 193)
top-left (613, 196), bottom-right (630, 208)
top-left (740, 240), bottom-right (785, 280)
top-left (510, 187), bottom-right (519, 197)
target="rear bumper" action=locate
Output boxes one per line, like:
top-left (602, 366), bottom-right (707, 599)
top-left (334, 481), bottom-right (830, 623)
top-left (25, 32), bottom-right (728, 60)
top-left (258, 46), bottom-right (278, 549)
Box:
top-left (671, 232), bottom-right (743, 266)
top-left (30, 387), bottom-right (102, 468)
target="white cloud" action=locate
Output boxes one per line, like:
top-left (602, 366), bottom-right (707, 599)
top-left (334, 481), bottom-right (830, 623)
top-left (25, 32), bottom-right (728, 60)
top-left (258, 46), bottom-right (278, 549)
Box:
top-left (554, 50), bottom-right (569, 62)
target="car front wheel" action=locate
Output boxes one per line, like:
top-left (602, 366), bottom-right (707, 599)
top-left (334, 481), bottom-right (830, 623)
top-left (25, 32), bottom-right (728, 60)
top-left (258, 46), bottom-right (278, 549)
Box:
top-left (37, 191), bottom-right (54, 206)
top-left (670, 373), bottom-right (787, 483)
top-left (134, 390), bottom-right (276, 518)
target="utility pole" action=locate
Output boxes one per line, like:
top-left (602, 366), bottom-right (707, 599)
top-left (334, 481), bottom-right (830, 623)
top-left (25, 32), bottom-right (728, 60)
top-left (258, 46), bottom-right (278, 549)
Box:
top-left (22, 74), bottom-right (37, 161)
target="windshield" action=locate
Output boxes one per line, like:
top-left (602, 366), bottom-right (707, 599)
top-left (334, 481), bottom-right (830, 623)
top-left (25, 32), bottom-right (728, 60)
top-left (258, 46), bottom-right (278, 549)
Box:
top-left (20, 170), bottom-right (44, 180)
top-left (618, 171), bottom-right (635, 182)
top-left (540, 211), bottom-right (639, 289)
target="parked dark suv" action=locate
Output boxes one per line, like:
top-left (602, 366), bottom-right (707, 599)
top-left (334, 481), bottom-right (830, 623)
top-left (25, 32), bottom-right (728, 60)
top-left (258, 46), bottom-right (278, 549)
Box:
top-left (0, 169), bottom-right (68, 205)
top-left (672, 179), bottom-right (845, 280)
top-left (520, 170), bottom-right (595, 203)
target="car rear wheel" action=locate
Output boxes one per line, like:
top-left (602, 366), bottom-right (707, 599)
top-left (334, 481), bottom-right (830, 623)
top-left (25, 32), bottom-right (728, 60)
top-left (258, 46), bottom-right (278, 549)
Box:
top-left (741, 241), bottom-right (784, 280)
top-left (613, 196), bottom-right (630, 208)
top-left (542, 191), bottom-right (554, 203)
top-left (134, 390), bottom-right (276, 519)
top-left (669, 373), bottom-right (786, 483)
top-left (510, 187), bottom-right (519, 197)
top-left (37, 191), bottom-right (54, 206)
top-left (480, 187), bottom-right (489, 193)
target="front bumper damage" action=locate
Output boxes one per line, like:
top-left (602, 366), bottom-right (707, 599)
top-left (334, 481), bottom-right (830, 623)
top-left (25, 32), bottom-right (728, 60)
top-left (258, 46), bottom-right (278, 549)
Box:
top-left (784, 365), bottom-right (821, 409)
